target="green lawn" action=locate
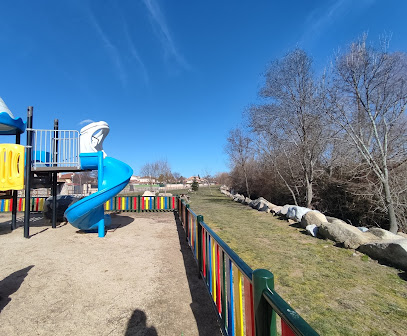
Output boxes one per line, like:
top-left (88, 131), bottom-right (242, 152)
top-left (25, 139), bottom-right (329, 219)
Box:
top-left (186, 187), bottom-right (407, 336)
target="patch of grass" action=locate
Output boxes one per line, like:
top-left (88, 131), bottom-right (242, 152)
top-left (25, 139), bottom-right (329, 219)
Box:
top-left (187, 188), bottom-right (407, 336)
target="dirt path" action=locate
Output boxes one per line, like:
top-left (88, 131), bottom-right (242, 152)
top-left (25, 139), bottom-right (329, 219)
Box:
top-left (0, 212), bottom-right (221, 336)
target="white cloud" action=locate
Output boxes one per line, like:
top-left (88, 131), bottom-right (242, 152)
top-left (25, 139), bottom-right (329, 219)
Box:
top-left (142, 0), bottom-right (190, 70)
top-left (79, 119), bottom-right (94, 126)
top-left (300, 0), bottom-right (377, 46)
top-left (86, 7), bottom-right (127, 87)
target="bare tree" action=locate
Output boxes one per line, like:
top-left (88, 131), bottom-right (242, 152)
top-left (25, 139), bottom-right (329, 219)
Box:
top-left (325, 35), bottom-right (407, 232)
top-left (140, 162), bottom-right (159, 190)
top-left (225, 128), bottom-right (253, 198)
top-left (249, 49), bottom-right (330, 207)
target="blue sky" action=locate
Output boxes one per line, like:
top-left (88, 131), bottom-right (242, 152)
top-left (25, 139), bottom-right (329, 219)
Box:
top-left (1, 0), bottom-right (406, 177)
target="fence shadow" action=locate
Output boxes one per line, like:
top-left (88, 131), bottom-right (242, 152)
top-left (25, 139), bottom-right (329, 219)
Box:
top-left (0, 265), bottom-right (34, 313)
top-left (173, 211), bottom-right (222, 336)
top-left (125, 309), bottom-right (158, 336)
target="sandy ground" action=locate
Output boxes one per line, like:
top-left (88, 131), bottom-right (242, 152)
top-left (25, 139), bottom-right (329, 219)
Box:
top-left (0, 212), bottom-right (221, 336)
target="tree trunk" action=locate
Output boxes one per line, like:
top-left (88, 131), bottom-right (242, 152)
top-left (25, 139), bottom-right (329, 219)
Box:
top-left (383, 178), bottom-right (398, 233)
top-left (243, 165), bottom-right (251, 199)
top-left (305, 172), bottom-right (313, 208)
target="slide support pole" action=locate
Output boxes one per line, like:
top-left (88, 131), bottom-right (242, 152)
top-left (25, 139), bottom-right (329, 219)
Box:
top-left (98, 151), bottom-right (104, 237)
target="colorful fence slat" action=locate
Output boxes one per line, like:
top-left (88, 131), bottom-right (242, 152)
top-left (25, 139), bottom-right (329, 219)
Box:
top-left (0, 197), bottom-right (45, 212)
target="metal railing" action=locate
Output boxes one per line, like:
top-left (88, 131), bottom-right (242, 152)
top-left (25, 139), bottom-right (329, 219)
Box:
top-left (31, 129), bottom-right (80, 169)
top-left (177, 198), bottom-right (319, 336)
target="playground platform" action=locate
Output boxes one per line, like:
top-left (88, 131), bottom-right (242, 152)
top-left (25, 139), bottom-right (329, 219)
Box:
top-left (0, 212), bottom-right (221, 336)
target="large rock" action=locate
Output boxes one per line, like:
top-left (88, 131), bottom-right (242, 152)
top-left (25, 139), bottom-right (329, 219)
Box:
top-left (286, 206), bottom-right (311, 222)
top-left (277, 204), bottom-right (296, 216)
top-left (233, 194), bottom-right (245, 203)
top-left (358, 239), bottom-right (407, 271)
top-left (250, 197), bottom-right (273, 211)
top-left (270, 205), bottom-right (282, 214)
top-left (242, 197), bottom-right (252, 205)
top-left (300, 211), bottom-right (327, 229)
top-left (306, 224), bottom-right (319, 237)
top-left (368, 228), bottom-right (405, 241)
top-left (319, 219), bottom-right (377, 249)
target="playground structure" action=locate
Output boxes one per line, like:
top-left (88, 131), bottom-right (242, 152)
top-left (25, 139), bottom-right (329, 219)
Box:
top-left (0, 98), bottom-right (132, 238)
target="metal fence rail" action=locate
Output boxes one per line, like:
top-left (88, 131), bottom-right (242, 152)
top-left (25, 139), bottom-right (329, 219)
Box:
top-left (177, 198), bottom-right (319, 336)
top-left (31, 129), bottom-right (80, 169)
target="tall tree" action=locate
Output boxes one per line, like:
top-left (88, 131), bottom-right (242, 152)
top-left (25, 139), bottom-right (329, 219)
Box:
top-left (225, 128), bottom-right (253, 198)
top-left (249, 49), bottom-right (330, 207)
top-left (326, 35), bottom-right (407, 233)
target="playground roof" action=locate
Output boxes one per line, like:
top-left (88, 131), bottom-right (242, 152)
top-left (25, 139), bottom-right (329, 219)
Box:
top-left (0, 112), bottom-right (26, 135)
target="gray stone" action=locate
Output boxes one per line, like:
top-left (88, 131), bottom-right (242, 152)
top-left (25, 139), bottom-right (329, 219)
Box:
top-left (242, 197), bottom-right (252, 205)
top-left (286, 206), bottom-right (311, 222)
top-left (319, 220), bottom-right (377, 249)
top-left (358, 239), bottom-right (407, 271)
top-left (305, 224), bottom-right (319, 237)
top-left (300, 211), bottom-right (327, 229)
top-left (270, 205), bottom-right (282, 214)
top-left (368, 228), bottom-right (405, 240)
top-left (233, 194), bottom-right (245, 203)
top-left (277, 204), bottom-right (296, 216)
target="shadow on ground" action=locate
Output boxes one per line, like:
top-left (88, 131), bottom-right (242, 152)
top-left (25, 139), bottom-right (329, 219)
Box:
top-left (125, 309), bottom-right (158, 336)
top-left (0, 265), bottom-right (34, 313)
top-left (173, 212), bottom-right (222, 336)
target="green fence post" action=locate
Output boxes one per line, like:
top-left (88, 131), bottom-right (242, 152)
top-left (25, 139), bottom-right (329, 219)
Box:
top-left (137, 195), bottom-right (141, 213)
top-left (197, 215), bottom-right (203, 278)
top-left (253, 269), bottom-right (277, 336)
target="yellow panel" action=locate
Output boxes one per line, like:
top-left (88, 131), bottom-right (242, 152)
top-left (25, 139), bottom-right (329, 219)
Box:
top-left (0, 144), bottom-right (25, 191)
top-left (234, 267), bottom-right (244, 336)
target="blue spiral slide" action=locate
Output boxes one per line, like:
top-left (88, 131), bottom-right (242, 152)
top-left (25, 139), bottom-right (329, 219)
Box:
top-left (64, 152), bottom-right (133, 237)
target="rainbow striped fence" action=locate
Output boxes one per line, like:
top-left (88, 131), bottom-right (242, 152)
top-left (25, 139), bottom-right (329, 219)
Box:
top-left (0, 195), bottom-right (177, 213)
top-left (104, 195), bottom-right (177, 212)
top-left (0, 197), bottom-right (46, 212)
top-left (177, 198), bottom-right (319, 336)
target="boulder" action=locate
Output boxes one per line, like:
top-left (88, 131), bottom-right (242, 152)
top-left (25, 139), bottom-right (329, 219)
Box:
top-left (300, 211), bottom-right (327, 229)
top-left (368, 228), bottom-right (405, 241)
top-left (242, 197), bottom-right (252, 205)
top-left (286, 206), bottom-right (311, 222)
top-left (305, 224), bottom-right (319, 237)
top-left (277, 204), bottom-right (296, 216)
top-left (358, 239), bottom-right (407, 271)
top-left (142, 191), bottom-right (155, 197)
top-left (270, 205), bottom-right (282, 214)
top-left (319, 219), bottom-right (377, 249)
top-left (233, 194), bottom-right (245, 203)
top-left (398, 232), bottom-right (407, 239)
